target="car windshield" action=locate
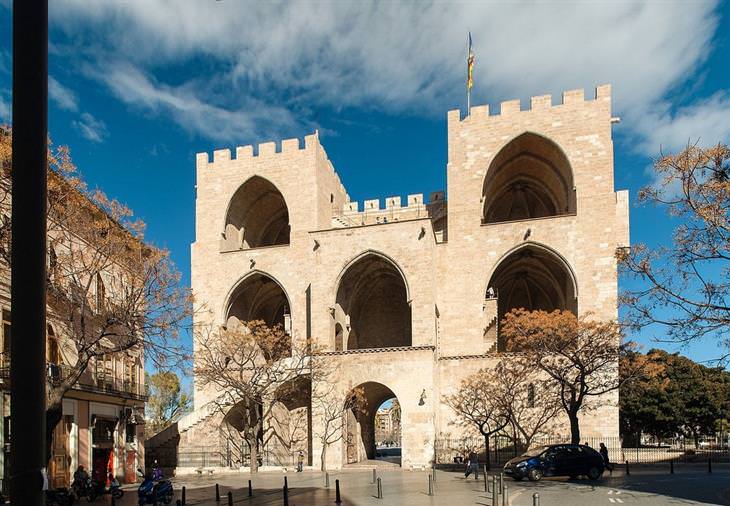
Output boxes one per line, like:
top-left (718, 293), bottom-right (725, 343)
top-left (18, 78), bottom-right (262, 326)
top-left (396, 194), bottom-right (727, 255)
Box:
top-left (522, 446), bottom-right (548, 457)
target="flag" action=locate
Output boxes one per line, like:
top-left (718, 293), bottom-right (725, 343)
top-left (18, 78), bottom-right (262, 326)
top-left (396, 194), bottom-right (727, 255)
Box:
top-left (467, 32), bottom-right (475, 91)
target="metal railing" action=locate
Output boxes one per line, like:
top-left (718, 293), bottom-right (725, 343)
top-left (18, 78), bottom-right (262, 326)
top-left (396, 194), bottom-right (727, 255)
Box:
top-left (435, 435), bottom-right (730, 467)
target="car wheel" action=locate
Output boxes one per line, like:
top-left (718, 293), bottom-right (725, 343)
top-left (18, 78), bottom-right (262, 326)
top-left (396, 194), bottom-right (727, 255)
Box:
top-left (528, 468), bottom-right (543, 482)
top-left (587, 466), bottom-right (603, 480)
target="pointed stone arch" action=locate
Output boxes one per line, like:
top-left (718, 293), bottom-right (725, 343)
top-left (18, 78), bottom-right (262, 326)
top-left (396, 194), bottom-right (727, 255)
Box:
top-left (334, 251), bottom-right (411, 350)
top-left (482, 132), bottom-right (576, 224)
top-left (223, 270), bottom-right (292, 333)
top-left (221, 175), bottom-right (290, 250)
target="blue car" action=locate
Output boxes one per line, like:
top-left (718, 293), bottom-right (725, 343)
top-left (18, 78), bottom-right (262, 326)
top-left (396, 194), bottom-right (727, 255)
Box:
top-left (503, 444), bottom-right (604, 482)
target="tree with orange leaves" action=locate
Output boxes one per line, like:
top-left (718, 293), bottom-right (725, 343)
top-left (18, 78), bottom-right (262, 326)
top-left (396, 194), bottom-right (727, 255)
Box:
top-left (619, 143), bottom-right (730, 357)
top-left (501, 309), bottom-right (629, 444)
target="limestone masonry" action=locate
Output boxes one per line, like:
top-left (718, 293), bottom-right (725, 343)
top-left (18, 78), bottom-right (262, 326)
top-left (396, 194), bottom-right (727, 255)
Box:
top-left (164, 84), bottom-right (629, 471)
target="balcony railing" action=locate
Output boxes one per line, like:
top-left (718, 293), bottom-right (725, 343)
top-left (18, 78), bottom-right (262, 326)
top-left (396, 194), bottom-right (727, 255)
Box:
top-left (0, 362), bottom-right (148, 401)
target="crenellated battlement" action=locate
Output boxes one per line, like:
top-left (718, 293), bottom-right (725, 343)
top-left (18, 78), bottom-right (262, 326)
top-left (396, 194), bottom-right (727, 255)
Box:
top-left (196, 133), bottom-right (319, 170)
top-left (332, 192), bottom-right (444, 228)
top-left (448, 84), bottom-right (611, 124)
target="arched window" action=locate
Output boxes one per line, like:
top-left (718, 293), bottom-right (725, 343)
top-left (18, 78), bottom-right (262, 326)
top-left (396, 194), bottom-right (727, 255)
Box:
top-left (482, 133), bottom-right (575, 224)
top-left (335, 253), bottom-right (411, 350)
top-left (222, 176), bottom-right (290, 250)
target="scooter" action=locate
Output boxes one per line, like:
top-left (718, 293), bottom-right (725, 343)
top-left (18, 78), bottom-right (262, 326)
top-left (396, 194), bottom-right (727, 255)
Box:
top-left (137, 468), bottom-right (173, 505)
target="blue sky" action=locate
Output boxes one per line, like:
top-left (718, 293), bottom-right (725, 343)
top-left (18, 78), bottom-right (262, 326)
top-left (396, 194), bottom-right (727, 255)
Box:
top-left (0, 1), bottom-right (729, 367)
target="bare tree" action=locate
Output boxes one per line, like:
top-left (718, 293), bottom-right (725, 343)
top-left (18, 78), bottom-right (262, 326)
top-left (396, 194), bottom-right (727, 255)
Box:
top-left (445, 368), bottom-right (509, 470)
top-left (194, 320), bottom-right (320, 473)
top-left (0, 127), bottom-right (193, 454)
top-left (310, 362), bottom-right (365, 471)
top-left (501, 309), bottom-right (629, 444)
top-left (619, 143), bottom-right (730, 356)
top-left (493, 359), bottom-right (561, 449)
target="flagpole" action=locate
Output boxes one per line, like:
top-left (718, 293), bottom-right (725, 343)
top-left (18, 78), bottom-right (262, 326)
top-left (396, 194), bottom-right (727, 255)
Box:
top-left (466, 33), bottom-right (471, 115)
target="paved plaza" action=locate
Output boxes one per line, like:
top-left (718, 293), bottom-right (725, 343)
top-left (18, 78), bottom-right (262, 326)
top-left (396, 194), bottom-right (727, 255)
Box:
top-left (102, 465), bottom-right (730, 506)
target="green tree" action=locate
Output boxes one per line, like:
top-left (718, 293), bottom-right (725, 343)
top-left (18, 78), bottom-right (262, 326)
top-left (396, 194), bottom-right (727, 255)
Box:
top-left (146, 371), bottom-right (191, 435)
top-left (620, 349), bottom-right (730, 447)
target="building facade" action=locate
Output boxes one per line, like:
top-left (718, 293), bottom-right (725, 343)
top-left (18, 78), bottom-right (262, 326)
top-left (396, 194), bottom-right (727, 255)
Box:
top-left (0, 176), bottom-right (147, 491)
top-left (174, 85), bottom-right (629, 471)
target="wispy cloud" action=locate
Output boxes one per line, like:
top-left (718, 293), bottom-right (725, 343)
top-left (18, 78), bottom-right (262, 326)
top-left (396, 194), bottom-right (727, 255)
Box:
top-left (48, 1), bottom-right (723, 147)
top-left (48, 76), bottom-right (78, 111)
top-left (0, 93), bottom-right (9, 122)
top-left (72, 112), bottom-right (107, 142)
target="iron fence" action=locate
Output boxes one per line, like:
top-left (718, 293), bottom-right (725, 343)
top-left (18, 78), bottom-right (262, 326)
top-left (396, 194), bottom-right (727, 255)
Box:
top-left (434, 435), bottom-right (730, 468)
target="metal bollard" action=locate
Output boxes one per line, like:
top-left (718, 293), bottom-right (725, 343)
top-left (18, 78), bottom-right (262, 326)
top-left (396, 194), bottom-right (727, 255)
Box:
top-left (499, 472), bottom-right (503, 494)
top-left (428, 474), bottom-right (433, 496)
top-left (182, 485), bottom-right (186, 505)
top-left (533, 492), bottom-right (540, 506)
top-left (283, 485), bottom-right (289, 506)
top-left (215, 483), bottom-right (220, 502)
top-left (227, 491), bottom-right (233, 506)
top-left (492, 475), bottom-right (498, 506)
top-left (709, 458), bottom-right (712, 473)
top-left (432, 466), bottom-right (436, 482)
top-left (670, 459), bottom-right (674, 474)
top-left (376, 477), bottom-right (383, 499)
top-left (625, 460), bottom-right (630, 475)
top-left (335, 479), bottom-right (342, 504)
top-left (326, 472), bottom-right (330, 488)
top-left (284, 476), bottom-right (288, 489)
top-left (372, 468), bottom-right (377, 484)
top-left (248, 479), bottom-right (252, 497)
top-left (502, 485), bottom-right (508, 506)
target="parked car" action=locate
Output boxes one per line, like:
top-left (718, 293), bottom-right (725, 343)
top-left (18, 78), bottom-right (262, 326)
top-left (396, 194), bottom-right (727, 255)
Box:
top-left (503, 444), bottom-right (604, 482)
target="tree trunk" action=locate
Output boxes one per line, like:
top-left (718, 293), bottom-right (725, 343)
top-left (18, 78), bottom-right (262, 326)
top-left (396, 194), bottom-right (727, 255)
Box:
top-left (484, 434), bottom-right (490, 471)
top-left (320, 444), bottom-right (327, 471)
top-left (249, 435), bottom-right (259, 473)
top-left (569, 411), bottom-right (581, 444)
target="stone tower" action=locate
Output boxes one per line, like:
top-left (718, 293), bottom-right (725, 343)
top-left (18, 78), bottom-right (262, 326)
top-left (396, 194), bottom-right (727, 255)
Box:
top-left (170, 84), bottom-right (628, 472)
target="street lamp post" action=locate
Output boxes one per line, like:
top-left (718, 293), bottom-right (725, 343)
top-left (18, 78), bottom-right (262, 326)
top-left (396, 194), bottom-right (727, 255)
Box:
top-left (11, 0), bottom-right (48, 504)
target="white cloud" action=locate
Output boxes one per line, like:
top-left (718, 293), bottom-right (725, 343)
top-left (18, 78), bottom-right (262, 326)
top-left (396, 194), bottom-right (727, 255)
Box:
top-left (635, 93), bottom-right (730, 154)
top-left (72, 112), bottom-right (107, 142)
top-left (48, 1), bottom-right (724, 146)
top-left (48, 76), bottom-right (78, 111)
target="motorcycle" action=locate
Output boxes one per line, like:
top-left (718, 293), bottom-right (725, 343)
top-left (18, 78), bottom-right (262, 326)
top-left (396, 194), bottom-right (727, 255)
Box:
top-left (137, 468), bottom-right (173, 506)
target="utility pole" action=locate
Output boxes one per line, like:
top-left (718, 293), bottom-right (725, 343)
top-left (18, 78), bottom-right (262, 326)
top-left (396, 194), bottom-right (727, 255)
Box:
top-left (11, 0), bottom-right (48, 504)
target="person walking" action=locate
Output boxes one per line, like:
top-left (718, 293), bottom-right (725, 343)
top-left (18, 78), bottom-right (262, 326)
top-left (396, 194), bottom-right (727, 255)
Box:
top-left (599, 442), bottom-right (612, 471)
top-left (464, 448), bottom-right (479, 480)
top-left (297, 450), bottom-right (304, 472)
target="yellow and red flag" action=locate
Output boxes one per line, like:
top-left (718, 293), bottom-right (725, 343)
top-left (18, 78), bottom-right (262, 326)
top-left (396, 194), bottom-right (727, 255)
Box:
top-left (467, 32), bottom-right (475, 91)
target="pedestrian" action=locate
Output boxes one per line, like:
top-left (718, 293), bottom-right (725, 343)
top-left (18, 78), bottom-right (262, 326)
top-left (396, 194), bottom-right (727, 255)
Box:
top-left (297, 450), bottom-right (304, 472)
top-left (599, 443), bottom-right (612, 471)
top-left (464, 448), bottom-right (478, 479)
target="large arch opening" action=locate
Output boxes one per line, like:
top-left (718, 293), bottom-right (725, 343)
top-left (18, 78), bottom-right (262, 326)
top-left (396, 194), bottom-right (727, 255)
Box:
top-left (226, 272), bottom-right (291, 330)
top-left (344, 382), bottom-right (401, 466)
top-left (335, 253), bottom-right (411, 350)
top-left (482, 133), bottom-right (575, 224)
top-left (222, 176), bottom-right (290, 250)
top-left (486, 244), bottom-right (577, 350)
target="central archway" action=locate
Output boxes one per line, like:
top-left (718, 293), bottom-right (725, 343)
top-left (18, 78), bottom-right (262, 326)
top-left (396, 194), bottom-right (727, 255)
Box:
top-left (335, 253), bottom-right (411, 350)
top-left (344, 382), bottom-right (400, 465)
